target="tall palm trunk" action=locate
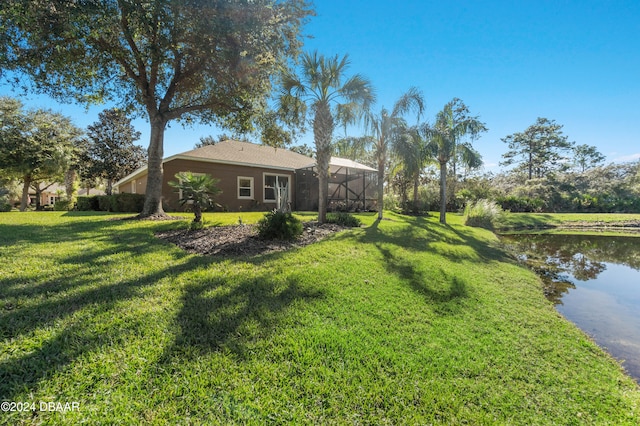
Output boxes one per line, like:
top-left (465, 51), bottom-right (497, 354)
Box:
top-left (314, 101), bottom-right (334, 223)
top-left (439, 161), bottom-right (447, 224)
top-left (376, 138), bottom-right (385, 220)
top-left (141, 116), bottom-right (167, 217)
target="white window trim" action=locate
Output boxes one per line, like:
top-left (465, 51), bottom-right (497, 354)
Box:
top-left (237, 176), bottom-right (254, 200)
top-left (263, 173), bottom-right (291, 204)
top-left (131, 181), bottom-right (136, 194)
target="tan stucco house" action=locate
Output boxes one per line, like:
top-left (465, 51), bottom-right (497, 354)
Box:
top-left (114, 140), bottom-right (377, 212)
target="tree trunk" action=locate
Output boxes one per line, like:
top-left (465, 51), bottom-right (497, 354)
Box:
top-left (313, 102), bottom-right (333, 224)
top-left (377, 142), bottom-right (385, 220)
top-left (65, 169), bottom-right (76, 201)
top-left (193, 205), bottom-right (202, 223)
top-left (141, 117), bottom-right (167, 217)
top-left (20, 175), bottom-right (31, 212)
top-left (317, 154), bottom-right (329, 223)
top-left (439, 161), bottom-right (447, 224)
top-left (106, 180), bottom-right (113, 196)
top-left (34, 186), bottom-right (42, 211)
top-left (412, 176), bottom-right (419, 213)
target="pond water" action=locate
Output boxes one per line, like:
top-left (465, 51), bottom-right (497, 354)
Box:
top-left (501, 233), bottom-right (640, 383)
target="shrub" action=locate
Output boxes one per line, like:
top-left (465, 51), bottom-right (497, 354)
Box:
top-left (326, 212), bottom-right (361, 227)
top-left (113, 193), bottom-right (145, 213)
top-left (464, 199), bottom-right (505, 230)
top-left (383, 194), bottom-right (398, 211)
top-left (97, 195), bottom-right (115, 212)
top-left (53, 199), bottom-right (74, 211)
top-left (94, 194), bottom-right (145, 212)
top-left (0, 191), bottom-right (11, 212)
top-left (76, 196), bottom-right (99, 211)
top-left (257, 210), bottom-right (303, 241)
top-left (496, 195), bottom-right (544, 213)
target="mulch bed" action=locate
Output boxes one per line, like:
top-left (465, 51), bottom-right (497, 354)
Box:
top-left (156, 222), bottom-right (347, 257)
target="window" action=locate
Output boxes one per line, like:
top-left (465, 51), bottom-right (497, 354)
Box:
top-left (237, 176), bottom-right (254, 199)
top-left (49, 196), bottom-right (58, 205)
top-left (263, 174), bottom-right (290, 204)
top-left (131, 181), bottom-right (136, 193)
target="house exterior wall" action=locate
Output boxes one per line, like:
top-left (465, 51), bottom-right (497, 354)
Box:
top-left (163, 159), bottom-right (297, 212)
top-left (117, 159), bottom-right (299, 212)
top-left (117, 174), bottom-right (148, 195)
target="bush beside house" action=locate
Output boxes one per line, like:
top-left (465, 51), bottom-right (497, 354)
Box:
top-left (77, 193), bottom-right (145, 213)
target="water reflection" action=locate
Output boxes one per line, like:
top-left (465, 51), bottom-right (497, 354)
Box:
top-left (502, 233), bottom-right (640, 383)
top-left (503, 234), bottom-right (639, 304)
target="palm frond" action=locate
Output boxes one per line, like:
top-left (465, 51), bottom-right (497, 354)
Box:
top-left (391, 86), bottom-right (425, 122)
top-left (459, 142), bottom-right (483, 170)
top-left (338, 74), bottom-right (376, 108)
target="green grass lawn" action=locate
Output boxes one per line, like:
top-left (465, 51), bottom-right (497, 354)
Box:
top-left (1, 211), bottom-right (638, 424)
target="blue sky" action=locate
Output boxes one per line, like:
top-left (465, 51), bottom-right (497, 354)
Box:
top-left (2, 0), bottom-right (639, 171)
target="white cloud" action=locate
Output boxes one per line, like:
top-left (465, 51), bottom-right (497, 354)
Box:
top-left (613, 153), bottom-right (640, 163)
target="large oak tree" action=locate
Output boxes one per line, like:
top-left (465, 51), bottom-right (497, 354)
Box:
top-left (0, 0), bottom-right (312, 216)
top-left (0, 97), bottom-right (82, 211)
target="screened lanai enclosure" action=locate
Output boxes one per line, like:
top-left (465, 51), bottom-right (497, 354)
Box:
top-left (295, 157), bottom-right (378, 212)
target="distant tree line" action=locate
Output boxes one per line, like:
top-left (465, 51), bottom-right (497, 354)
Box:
top-left (0, 97), bottom-right (146, 210)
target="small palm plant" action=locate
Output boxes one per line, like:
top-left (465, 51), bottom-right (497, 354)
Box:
top-left (168, 172), bottom-right (222, 223)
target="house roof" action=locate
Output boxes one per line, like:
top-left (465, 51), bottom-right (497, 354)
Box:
top-left (180, 140), bottom-right (313, 170)
top-left (115, 140), bottom-right (375, 187)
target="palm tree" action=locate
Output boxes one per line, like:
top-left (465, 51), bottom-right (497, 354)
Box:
top-left (393, 127), bottom-right (432, 213)
top-left (422, 98), bottom-right (486, 224)
top-left (168, 172), bottom-right (221, 223)
top-left (365, 87), bottom-right (424, 220)
top-left (280, 51), bottom-right (375, 223)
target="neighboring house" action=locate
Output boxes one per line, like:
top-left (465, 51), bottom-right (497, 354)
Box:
top-left (28, 183), bottom-right (63, 207)
top-left (114, 140), bottom-right (378, 212)
top-left (28, 184), bottom-right (105, 207)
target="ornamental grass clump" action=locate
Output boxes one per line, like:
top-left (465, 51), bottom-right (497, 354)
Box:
top-left (464, 199), bottom-right (505, 230)
top-left (257, 210), bottom-right (303, 241)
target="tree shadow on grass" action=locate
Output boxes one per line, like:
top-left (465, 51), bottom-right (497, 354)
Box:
top-left (358, 216), bottom-right (506, 263)
top-left (159, 272), bottom-right (325, 364)
top-left (0, 216), bottom-right (325, 403)
top-left (375, 243), bottom-right (468, 313)
top-left (0, 216), bottom-right (197, 400)
top-left (0, 219), bottom-right (189, 301)
top-left (349, 216), bottom-right (516, 314)
top-left (0, 255), bottom-right (205, 402)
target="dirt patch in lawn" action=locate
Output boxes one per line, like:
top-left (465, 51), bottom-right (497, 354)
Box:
top-left (156, 222), bottom-right (348, 257)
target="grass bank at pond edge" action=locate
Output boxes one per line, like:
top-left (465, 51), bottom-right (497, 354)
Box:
top-left (498, 212), bottom-right (640, 235)
top-left (1, 211), bottom-right (638, 424)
